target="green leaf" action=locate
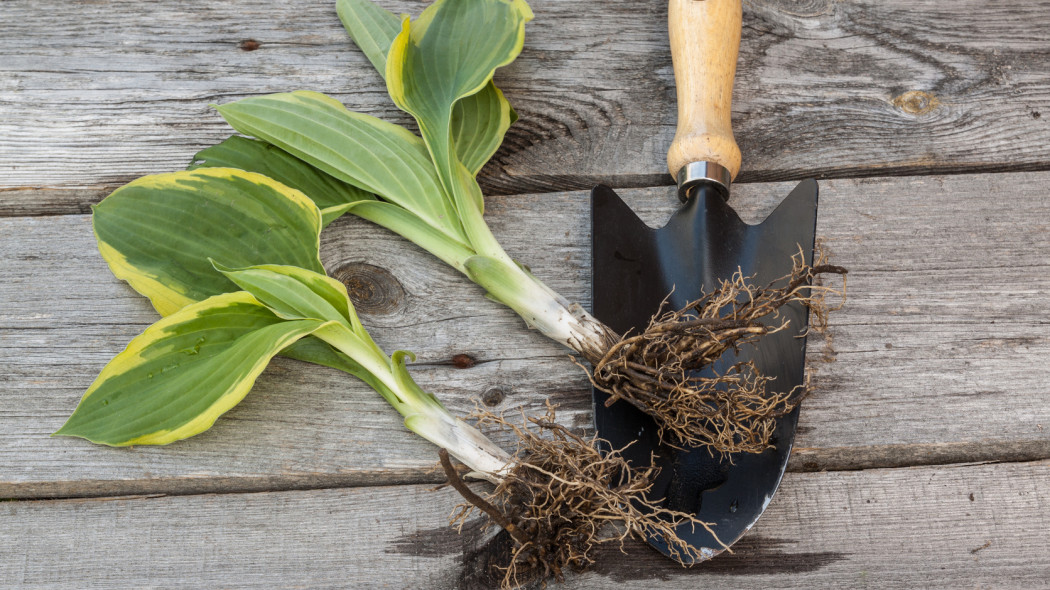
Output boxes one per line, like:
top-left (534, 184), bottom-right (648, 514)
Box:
top-left (215, 91), bottom-right (466, 241)
top-left (214, 263), bottom-right (449, 416)
top-left (93, 168), bottom-right (325, 317)
top-left (337, 0), bottom-right (517, 176)
top-left (215, 263), bottom-right (394, 387)
top-left (54, 292), bottom-right (330, 446)
top-left (189, 135), bottom-right (375, 227)
top-left (386, 0), bottom-right (531, 197)
top-left (336, 0), bottom-right (403, 73)
top-left (215, 262), bottom-right (362, 335)
top-left (386, 0), bottom-right (531, 258)
top-left (452, 82), bottom-right (517, 176)
top-left (93, 168), bottom-right (362, 378)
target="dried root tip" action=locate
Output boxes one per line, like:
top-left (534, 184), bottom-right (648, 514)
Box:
top-left (442, 404), bottom-right (720, 590)
top-left (590, 246), bottom-right (847, 454)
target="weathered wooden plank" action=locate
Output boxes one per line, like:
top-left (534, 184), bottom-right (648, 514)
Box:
top-left (4, 0), bottom-right (1050, 213)
top-left (2, 460), bottom-right (1048, 588)
top-left (2, 171), bottom-right (1049, 498)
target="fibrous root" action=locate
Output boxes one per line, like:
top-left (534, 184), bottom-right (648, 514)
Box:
top-left (440, 404), bottom-right (720, 590)
top-left (588, 246), bottom-right (847, 454)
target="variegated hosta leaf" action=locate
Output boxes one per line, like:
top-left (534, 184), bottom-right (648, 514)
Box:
top-left (336, 0), bottom-right (517, 176)
top-left (189, 135), bottom-right (375, 227)
top-left (215, 91), bottom-right (467, 243)
top-left (54, 292), bottom-right (331, 446)
top-left (215, 262), bottom-right (363, 333)
top-left (386, 0), bottom-right (532, 215)
top-left (93, 168), bottom-right (324, 317)
top-left (92, 167), bottom-right (363, 376)
top-left (451, 81), bottom-right (517, 177)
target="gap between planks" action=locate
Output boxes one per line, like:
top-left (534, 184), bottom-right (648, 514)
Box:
top-left (8, 161), bottom-right (1050, 218)
top-left (8, 441), bottom-right (1050, 501)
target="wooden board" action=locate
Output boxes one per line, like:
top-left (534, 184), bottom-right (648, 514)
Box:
top-left (4, 0), bottom-right (1050, 213)
top-left (3, 172), bottom-right (1049, 499)
top-left (3, 460), bottom-right (1047, 588)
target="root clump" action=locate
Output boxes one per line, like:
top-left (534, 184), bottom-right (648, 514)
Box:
top-left (588, 247), bottom-right (848, 454)
top-left (440, 404), bottom-right (719, 590)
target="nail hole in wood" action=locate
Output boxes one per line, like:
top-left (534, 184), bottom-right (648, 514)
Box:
top-left (451, 354), bottom-right (477, 369)
top-left (481, 386), bottom-right (507, 406)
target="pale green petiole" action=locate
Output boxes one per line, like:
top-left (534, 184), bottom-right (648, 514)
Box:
top-left (315, 323), bottom-right (511, 481)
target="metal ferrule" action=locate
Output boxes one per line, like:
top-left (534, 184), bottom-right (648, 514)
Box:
top-left (676, 161), bottom-right (732, 202)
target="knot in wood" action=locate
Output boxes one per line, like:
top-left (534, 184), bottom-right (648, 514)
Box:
top-left (332, 262), bottom-right (406, 315)
top-left (892, 91), bottom-right (939, 116)
top-left (767, 0), bottom-right (835, 18)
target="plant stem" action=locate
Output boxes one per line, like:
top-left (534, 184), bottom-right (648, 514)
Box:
top-left (406, 411), bottom-right (512, 483)
top-left (316, 323), bottom-right (513, 482)
top-left (464, 256), bottom-right (618, 363)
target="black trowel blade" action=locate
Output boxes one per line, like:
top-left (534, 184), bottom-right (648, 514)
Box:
top-left (590, 179), bottom-right (818, 562)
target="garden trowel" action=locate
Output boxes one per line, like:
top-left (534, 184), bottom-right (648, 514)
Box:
top-left (591, 0), bottom-right (818, 561)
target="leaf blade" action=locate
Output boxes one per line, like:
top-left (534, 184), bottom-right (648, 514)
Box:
top-left (216, 262), bottom-right (361, 334)
top-left (215, 91), bottom-right (466, 241)
top-left (54, 292), bottom-right (328, 446)
top-left (93, 168), bottom-right (325, 317)
top-left (189, 135), bottom-right (375, 226)
top-left (453, 82), bottom-right (516, 176)
top-left (337, 0), bottom-right (519, 175)
top-left (216, 264), bottom-right (393, 374)
top-left (386, 0), bottom-right (531, 173)
top-left (93, 167), bottom-right (368, 379)
top-left (336, 0), bottom-right (403, 73)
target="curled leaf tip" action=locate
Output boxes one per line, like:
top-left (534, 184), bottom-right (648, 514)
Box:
top-left (392, 349), bottom-right (418, 365)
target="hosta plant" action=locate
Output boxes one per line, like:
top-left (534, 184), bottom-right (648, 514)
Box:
top-left (57, 1), bottom-right (735, 585)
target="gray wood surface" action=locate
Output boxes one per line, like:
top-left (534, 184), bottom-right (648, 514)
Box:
top-left (3, 172), bottom-right (1049, 498)
top-left (6, 1), bottom-right (1050, 586)
top-left (3, 460), bottom-right (1047, 589)
top-left (4, 0), bottom-right (1050, 212)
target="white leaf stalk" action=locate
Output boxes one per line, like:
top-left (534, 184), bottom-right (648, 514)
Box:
top-left (464, 255), bottom-right (616, 364)
top-left (315, 323), bottom-right (514, 483)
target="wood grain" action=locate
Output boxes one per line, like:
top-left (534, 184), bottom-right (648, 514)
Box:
top-left (2, 171), bottom-right (1049, 498)
top-left (4, 0), bottom-right (1050, 214)
top-left (2, 460), bottom-right (1047, 588)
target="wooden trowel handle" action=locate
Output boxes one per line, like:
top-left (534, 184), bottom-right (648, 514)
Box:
top-left (666, 0), bottom-right (742, 187)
